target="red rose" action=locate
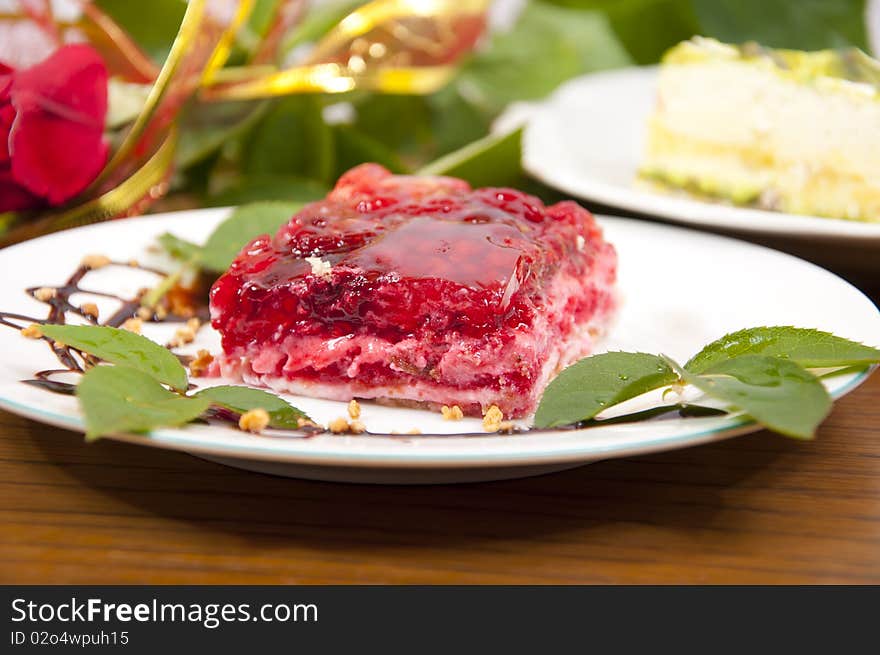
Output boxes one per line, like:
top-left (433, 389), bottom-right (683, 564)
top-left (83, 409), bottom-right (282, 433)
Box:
top-left (1, 44), bottom-right (109, 213)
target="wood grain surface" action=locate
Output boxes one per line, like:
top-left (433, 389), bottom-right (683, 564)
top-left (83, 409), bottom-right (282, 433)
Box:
top-left (1, 251), bottom-right (878, 585)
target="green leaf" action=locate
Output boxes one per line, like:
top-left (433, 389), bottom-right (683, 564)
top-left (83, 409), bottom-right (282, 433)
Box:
top-left (534, 352), bottom-right (678, 428)
top-left (350, 95), bottom-right (434, 157)
top-left (206, 176), bottom-right (327, 207)
top-left (418, 128), bottom-right (523, 188)
top-left (333, 126), bottom-right (408, 177)
top-left (692, 0), bottom-right (869, 51)
top-left (458, 1), bottom-right (632, 113)
top-left (549, 0), bottom-right (701, 65)
top-left (176, 101), bottom-right (270, 171)
top-left (427, 85), bottom-right (492, 157)
top-left (38, 325), bottom-right (189, 392)
top-left (157, 232), bottom-right (202, 262)
top-left (201, 201), bottom-right (301, 272)
top-left (684, 355), bottom-right (832, 439)
top-left (241, 96), bottom-right (335, 185)
top-left (95, 0), bottom-right (187, 63)
top-left (78, 366), bottom-right (209, 441)
top-left (195, 385), bottom-right (310, 429)
top-left (685, 327), bottom-right (880, 374)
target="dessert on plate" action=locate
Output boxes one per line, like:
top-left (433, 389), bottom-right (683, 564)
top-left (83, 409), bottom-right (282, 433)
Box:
top-left (209, 164), bottom-right (617, 418)
top-left (640, 36), bottom-right (880, 222)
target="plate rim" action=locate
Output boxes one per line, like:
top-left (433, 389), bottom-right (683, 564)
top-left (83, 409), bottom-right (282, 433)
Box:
top-left (0, 370), bottom-right (872, 468)
top-left (522, 65), bottom-right (880, 242)
top-left (0, 209), bottom-right (876, 469)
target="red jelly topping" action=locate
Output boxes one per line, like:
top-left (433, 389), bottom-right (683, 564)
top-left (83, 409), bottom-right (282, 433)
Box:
top-left (211, 165), bottom-right (599, 348)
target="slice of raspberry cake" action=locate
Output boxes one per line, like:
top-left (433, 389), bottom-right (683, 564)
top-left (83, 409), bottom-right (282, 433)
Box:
top-left (209, 164), bottom-right (617, 418)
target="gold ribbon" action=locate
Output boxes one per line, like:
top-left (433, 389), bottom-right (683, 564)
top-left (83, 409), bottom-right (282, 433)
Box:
top-left (201, 0), bottom-right (489, 99)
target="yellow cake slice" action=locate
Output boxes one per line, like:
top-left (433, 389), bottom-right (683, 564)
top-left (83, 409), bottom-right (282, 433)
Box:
top-left (640, 37), bottom-right (880, 222)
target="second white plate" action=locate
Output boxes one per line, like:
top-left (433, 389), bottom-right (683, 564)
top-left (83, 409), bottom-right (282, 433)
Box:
top-left (521, 67), bottom-right (880, 246)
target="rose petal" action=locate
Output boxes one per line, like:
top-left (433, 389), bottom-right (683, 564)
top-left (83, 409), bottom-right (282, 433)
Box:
top-left (0, 102), bottom-right (14, 163)
top-left (0, 166), bottom-right (41, 212)
top-left (9, 44), bottom-right (108, 205)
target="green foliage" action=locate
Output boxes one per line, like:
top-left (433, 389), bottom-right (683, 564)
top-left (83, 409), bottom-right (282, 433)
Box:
top-left (200, 202), bottom-right (302, 271)
top-left (333, 126), bottom-right (408, 177)
top-left (206, 176), bottom-right (327, 207)
top-left (418, 128), bottom-right (524, 188)
top-left (686, 327), bottom-right (880, 374)
top-left (157, 233), bottom-right (202, 261)
top-left (39, 325), bottom-right (189, 391)
top-left (458, 2), bottom-right (633, 114)
top-left (78, 366), bottom-right (210, 441)
top-left (691, 0), bottom-right (869, 51)
top-left (95, 0), bottom-right (187, 63)
top-left (535, 326), bottom-right (879, 438)
top-left (195, 385), bottom-right (310, 428)
top-left (683, 355), bottom-right (832, 439)
top-left (241, 96), bottom-right (335, 184)
top-left (534, 352), bottom-right (677, 428)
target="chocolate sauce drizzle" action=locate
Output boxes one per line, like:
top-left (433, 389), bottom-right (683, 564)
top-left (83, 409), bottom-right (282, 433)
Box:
top-left (0, 260), bottom-right (284, 432)
top-left (0, 259), bottom-right (718, 440)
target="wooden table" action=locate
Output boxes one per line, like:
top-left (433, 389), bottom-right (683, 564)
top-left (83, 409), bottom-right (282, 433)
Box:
top-left (2, 245), bottom-right (878, 584)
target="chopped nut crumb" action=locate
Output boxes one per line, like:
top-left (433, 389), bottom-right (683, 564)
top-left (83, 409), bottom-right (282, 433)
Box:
top-left (169, 323), bottom-right (196, 347)
top-left (81, 254), bottom-right (111, 269)
top-left (305, 256), bottom-right (333, 280)
top-left (238, 408), bottom-right (270, 433)
top-left (121, 317), bottom-right (143, 334)
top-left (406, 428), bottom-right (422, 435)
top-left (297, 417), bottom-right (320, 429)
top-left (21, 323), bottom-right (42, 339)
top-left (482, 405), bottom-right (504, 432)
top-left (497, 421), bottom-right (516, 434)
top-left (189, 349), bottom-right (214, 376)
top-left (186, 317), bottom-right (201, 332)
top-left (155, 304), bottom-right (168, 320)
top-left (328, 417), bottom-right (351, 434)
top-left (441, 404), bottom-right (464, 420)
top-left (80, 303), bottom-right (99, 320)
top-left (169, 292), bottom-right (195, 318)
top-left (127, 259), bottom-right (139, 267)
top-left (33, 287), bottom-right (56, 302)
top-left (136, 306), bottom-right (153, 320)
top-left (349, 420), bottom-right (367, 435)
top-left (348, 399), bottom-right (361, 419)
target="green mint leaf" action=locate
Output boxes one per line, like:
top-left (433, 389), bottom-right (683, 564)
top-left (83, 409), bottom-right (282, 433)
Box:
top-left (685, 355), bottom-right (832, 440)
top-left (194, 385), bottom-right (310, 429)
top-left (38, 325), bottom-right (189, 392)
top-left (685, 326), bottom-right (880, 374)
top-left (201, 201), bottom-right (301, 272)
top-left (534, 352), bottom-right (678, 428)
top-left (157, 232), bottom-right (203, 262)
top-left (78, 365), bottom-right (210, 441)
top-left (417, 128), bottom-right (524, 188)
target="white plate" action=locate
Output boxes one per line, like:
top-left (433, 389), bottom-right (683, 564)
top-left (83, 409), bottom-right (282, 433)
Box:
top-left (0, 209), bottom-right (877, 484)
top-left (521, 67), bottom-right (880, 245)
